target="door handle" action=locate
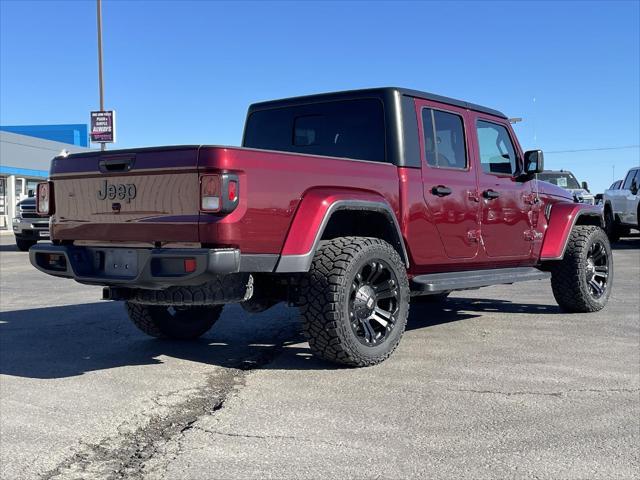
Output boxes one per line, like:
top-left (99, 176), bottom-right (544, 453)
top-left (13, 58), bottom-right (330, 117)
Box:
top-left (99, 156), bottom-right (135, 173)
top-left (431, 185), bottom-right (452, 197)
top-left (483, 189), bottom-right (500, 200)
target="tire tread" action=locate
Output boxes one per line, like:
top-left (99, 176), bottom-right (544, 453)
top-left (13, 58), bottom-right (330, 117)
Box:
top-left (299, 236), bottom-right (409, 367)
top-left (550, 226), bottom-right (612, 313)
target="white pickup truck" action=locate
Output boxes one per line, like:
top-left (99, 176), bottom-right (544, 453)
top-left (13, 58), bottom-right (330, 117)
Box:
top-left (603, 166), bottom-right (640, 241)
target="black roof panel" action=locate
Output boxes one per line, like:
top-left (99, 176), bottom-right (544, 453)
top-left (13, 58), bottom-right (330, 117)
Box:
top-left (248, 87), bottom-right (507, 119)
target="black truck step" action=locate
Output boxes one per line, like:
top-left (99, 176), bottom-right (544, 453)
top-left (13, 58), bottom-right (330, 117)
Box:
top-left (410, 267), bottom-right (550, 294)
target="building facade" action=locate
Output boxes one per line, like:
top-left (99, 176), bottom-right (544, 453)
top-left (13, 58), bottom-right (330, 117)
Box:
top-left (0, 128), bottom-right (91, 230)
top-left (0, 124), bottom-right (89, 147)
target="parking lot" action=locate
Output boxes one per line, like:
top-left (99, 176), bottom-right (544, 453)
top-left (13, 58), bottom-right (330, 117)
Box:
top-left (0, 233), bottom-right (638, 480)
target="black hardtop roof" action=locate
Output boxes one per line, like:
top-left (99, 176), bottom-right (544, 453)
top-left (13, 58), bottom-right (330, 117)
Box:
top-left (248, 87), bottom-right (507, 119)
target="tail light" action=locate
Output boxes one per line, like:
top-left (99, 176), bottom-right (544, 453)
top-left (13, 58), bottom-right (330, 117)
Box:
top-left (36, 182), bottom-right (54, 215)
top-left (201, 175), bottom-right (221, 212)
top-left (200, 173), bottom-right (239, 214)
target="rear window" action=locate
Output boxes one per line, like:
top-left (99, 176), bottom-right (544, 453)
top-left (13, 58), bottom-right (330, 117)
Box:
top-left (243, 98), bottom-right (386, 162)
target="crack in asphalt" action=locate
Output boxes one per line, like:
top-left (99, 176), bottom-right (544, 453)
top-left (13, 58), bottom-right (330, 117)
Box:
top-left (192, 426), bottom-right (361, 452)
top-left (193, 426), bottom-right (299, 441)
top-left (40, 369), bottom-right (243, 480)
top-left (450, 387), bottom-right (640, 398)
top-left (40, 322), bottom-right (300, 480)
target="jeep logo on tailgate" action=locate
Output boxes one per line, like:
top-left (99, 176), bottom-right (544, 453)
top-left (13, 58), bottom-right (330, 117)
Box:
top-left (97, 180), bottom-right (137, 203)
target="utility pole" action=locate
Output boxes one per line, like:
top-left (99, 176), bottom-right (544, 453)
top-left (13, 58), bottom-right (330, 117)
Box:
top-left (97, 0), bottom-right (105, 151)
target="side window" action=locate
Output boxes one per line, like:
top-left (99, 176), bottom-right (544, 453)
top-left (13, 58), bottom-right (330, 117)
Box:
top-left (476, 121), bottom-right (518, 175)
top-left (622, 170), bottom-right (636, 190)
top-left (421, 109), bottom-right (467, 169)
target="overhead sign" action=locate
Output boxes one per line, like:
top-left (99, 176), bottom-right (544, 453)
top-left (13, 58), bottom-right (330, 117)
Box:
top-left (90, 110), bottom-right (116, 143)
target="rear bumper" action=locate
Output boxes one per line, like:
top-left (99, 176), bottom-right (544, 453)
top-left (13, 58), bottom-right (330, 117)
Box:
top-left (29, 244), bottom-right (243, 289)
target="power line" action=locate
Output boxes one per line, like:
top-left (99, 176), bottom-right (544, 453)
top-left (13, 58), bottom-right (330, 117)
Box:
top-left (545, 145), bottom-right (640, 154)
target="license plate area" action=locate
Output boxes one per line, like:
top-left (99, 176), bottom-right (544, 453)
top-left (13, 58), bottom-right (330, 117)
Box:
top-left (99, 249), bottom-right (138, 278)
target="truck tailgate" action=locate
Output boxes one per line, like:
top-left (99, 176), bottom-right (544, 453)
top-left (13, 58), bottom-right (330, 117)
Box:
top-left (50, 146), bottom-right (201, 244)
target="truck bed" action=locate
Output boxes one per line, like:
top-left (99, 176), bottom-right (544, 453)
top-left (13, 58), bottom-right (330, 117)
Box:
top-left (50, 146), bottom-right (400, 254)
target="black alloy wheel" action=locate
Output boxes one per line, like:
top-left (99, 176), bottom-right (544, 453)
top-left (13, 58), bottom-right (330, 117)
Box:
top-left (585, 239), bottom-right (609, 299)
top-left (349, 260), bottom-right (400, 346)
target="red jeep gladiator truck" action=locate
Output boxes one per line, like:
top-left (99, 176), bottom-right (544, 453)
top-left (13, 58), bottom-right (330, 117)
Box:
top-left (31, 88), bottom-right (612, 367)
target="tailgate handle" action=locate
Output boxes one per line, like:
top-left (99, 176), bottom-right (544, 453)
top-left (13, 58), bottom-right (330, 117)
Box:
top-left (99, 157), bottom-right (135, 173)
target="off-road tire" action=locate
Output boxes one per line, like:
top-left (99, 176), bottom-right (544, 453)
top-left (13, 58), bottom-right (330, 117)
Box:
top-left (604, 207), bottom-right (620, 243)
top-left (299, 237), bottom-right (410, 367)
top-left (16, 239), bottom-right (36, 251)
top-left (550, 226), bottom-right (613, 313)
top-left (128, 273), bottom-right (251, 306)
top-left (125, 302), bottom-right (224, 339)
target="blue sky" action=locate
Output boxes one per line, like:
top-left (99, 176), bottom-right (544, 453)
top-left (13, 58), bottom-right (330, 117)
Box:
top-left (1, 0), bottom-right (638, 193)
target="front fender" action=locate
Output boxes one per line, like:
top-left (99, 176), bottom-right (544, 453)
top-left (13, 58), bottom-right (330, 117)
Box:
top-left (540, 203), bottom-right (604, 260)
top-left (276, 188), bottom-right (406, 272)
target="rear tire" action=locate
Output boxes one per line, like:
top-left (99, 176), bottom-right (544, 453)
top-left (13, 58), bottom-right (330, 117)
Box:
top-left (125, 302), bottom-right (224, 339)
top-left (298, 237), bottom-right (410, 367)
top-left (550, 226), bottom-right (613, 313)
top-left (16, 239), bottom-right (36, 251)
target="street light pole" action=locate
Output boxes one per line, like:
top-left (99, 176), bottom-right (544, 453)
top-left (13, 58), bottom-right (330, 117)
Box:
top-left (97, 0), bottom-right (105, 151)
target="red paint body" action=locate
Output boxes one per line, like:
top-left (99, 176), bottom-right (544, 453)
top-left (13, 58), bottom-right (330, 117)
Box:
top-left (47, 95), bottom-right (602, 274)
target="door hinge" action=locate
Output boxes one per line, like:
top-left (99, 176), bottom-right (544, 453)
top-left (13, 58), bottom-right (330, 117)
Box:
top-left (524, 229), bottom-right (543, 241)
top-left (467, 190), bottom-right (480, 202)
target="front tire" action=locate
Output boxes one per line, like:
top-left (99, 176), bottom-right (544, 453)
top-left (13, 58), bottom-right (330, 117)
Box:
top-left (298, 237), bottom-right (410, 367)
top-left (550, 226), bottom-right (613, 313)
top-left (125, 302), bottom-right (224, 339)
top-left (16, 238), bottom-right (36, 251)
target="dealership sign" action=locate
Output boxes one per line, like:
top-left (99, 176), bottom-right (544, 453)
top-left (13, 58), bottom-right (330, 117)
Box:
top-left (90, 110), bottom-right (116, 143)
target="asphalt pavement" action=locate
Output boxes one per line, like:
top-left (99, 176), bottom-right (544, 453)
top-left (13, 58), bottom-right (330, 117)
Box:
top-left (0, 234), bottom-right (638, 479)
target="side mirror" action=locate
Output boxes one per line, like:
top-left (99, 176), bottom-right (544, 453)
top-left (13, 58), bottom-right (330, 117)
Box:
top-left (581, 181), bottom-right (589, 192)
top-left (523, 150), bottom-right (544, 175)
top-left (631, 181), bottom-right (638, 196)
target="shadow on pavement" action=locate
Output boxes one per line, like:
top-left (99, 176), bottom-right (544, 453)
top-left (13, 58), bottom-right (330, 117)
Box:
top-left (0, 243), bottom-right (20, 252)
top-left (0, 295), bottom-right (561, 379)
top-left (0, 302), bottom-right (307, 379)
top-left (612, 235), bottom-right (640, 250)
top-left (443, 297), bottom-right (560, 315)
